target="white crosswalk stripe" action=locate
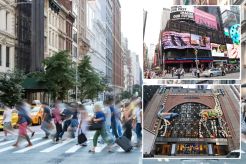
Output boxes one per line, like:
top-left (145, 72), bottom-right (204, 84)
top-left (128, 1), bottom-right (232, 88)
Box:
top-left (95, 144), bottom-right (107, 152)
top-left (65, 145), bottom-right (81, 153)
top-left (14, 139), bottom-right (52, 153)
top-left (40, 138), bottom-right (75, 153)
top-left (0, 138), bottom-right (41, 153)
top-left (0, 140), bottom-right (15, 146)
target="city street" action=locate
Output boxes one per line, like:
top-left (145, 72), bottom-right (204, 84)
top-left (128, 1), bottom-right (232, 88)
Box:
top-left (150, 72), bottom-right (240, 80)
top-left (0, 104), bottom-right (141, 164)
top-left (0, 125), bottom-right (142, 164)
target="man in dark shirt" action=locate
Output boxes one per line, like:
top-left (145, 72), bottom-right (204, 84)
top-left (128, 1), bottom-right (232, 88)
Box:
top-left (41, 103), bottom-right (52, 139)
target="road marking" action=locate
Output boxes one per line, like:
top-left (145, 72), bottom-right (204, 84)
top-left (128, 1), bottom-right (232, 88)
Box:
top-left (95, 144), bottom-right (107, 152)
top-left (40, 138), bottom-right (75, 153)
top-left (65, 145), bottom-right (81, 153)
top-left (116, 147), bottom-right (124, 152)
top-left (0, 138), bottom-right (41, 153)
top-left (0, 140), bottom-right (15, 146)
top-left (14, 139), bottom-right (52, 153)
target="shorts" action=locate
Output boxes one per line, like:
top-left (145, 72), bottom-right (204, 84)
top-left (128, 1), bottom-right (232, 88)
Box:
top-left (3, 122), bottom-right (12, 130)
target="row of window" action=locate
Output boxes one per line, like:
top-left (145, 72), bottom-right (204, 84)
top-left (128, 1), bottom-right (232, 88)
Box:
top-left (0, 45), bottom-right (10, 68)
top-left (48, 10), bottom-right (66, 33)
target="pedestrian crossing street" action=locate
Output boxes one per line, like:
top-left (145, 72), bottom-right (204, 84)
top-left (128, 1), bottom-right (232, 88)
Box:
top-left (0, 134), bottom-right (142, 155)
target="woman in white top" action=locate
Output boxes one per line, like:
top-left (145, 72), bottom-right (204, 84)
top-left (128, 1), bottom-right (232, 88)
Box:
top-left (3, 105), bottom-right (15, 140)
top-left (135, 101), bottom-right (142, 147)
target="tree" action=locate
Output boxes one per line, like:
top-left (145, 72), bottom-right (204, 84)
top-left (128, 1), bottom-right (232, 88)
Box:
top-left (132, 84), bottom-right (142, 97)
top-left (0, 70), bottom-right (26, 107)
top-left (43, 51), bottom-right (75, 101)
top-left (77, 55), bottom-right (105, 100)
top-left (120, 91), bottom-right (132, 100)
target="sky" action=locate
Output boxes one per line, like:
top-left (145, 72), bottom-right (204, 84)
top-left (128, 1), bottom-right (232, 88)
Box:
top-left (120, 0), bottom-right (173, 69)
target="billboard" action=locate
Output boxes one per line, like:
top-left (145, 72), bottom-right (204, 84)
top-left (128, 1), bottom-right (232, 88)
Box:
top-left (162, 31), bottom-right (211, 50)
top-left (211, 43), bottom-right (227, 57)
top-left (226, 44), bottom-right (240, 59)
top-left (170, 6), bottom-right (194, 21)
top-left (194, 8), bottom-right (218, 30)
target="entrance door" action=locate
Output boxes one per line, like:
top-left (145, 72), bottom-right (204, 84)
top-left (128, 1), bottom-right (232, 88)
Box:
top-left (176, 143), bottom-right (208, 155)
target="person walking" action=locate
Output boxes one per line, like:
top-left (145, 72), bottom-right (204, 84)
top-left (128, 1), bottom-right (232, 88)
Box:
top-left (78, 104), bottom-right (88, 146)
top-left (89, 103), bottom-right (114, 153)
top-left (23, 101), bottom-right (35, 137)
top-left (2, 105), bottom-right (15, 140)
top-left (115, 100), bottom-right (123, 137)
top-left (135, 101), bottom-right (142, 147)
top-left (109, 99), bottom-right (119, 139)
top-left (103, 99), bottom-right (113, 139)
top-left (13, 102), bottom-right (32, 147)
top-left (197, 69), bottom-right (200, 78)
top-left (122, 102), bottom-right (134, 141)
top-left (41, 103), bottom-right (53, 139)
top-left (52, 100), bottom-right (63, 143)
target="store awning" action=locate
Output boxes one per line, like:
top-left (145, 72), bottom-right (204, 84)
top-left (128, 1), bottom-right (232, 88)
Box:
top-left (22, 77), bottom-right (47, 91)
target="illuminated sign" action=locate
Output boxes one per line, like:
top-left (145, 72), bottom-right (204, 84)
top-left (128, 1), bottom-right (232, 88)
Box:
top-left (170, 6), bottom-right (194, 21)
top-left (194, 8), bottom-right (218, 30)
top-left (162, 31), bottom-right (211, 50)
top-left (226, 44), bottom-right (240, 59)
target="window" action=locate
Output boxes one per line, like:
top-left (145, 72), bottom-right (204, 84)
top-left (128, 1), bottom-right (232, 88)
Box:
top-left (6, 11), bottom-right (9, 31)
top-left (0, 45), bottom-right (1, 66)
top-left (6, 47), bottom-right (10, 67)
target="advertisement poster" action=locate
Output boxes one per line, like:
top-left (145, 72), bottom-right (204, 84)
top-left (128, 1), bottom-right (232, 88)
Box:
top-left (211, 43), bottom-right (227, 57)
top-left (194, 8), bottom-right (218, 30)
top-left (226, 44), bottom-right (240, 58)
top-left (162, 31), bottom-right (211, 50)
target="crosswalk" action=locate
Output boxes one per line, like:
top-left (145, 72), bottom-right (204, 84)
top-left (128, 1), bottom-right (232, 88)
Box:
top-left (0, 135), bottom-right (142, 155)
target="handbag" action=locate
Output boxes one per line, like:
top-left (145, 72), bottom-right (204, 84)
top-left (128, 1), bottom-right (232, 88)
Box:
top-left (88, 121), bottom-right (103, 131)
top-left (78, 131), bottom-right (87, 144)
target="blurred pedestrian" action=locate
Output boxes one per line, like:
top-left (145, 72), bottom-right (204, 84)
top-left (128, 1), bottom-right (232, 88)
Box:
top-left (78, 104), bottom-right (88, 146)
top-left (41, 103), bottom-right (53, 139)
top-left (3, 105), bottom-right (15, 140)
top-left (13, 102), bottom-right (32, 147)
top-left (122, 102), bottom-right (134, 141)
top-left (89, 103), bottom-right (114, 153)
top-left (135, 101), bottom-right (142, 147)
top-left (22, 101), bottom-right (35, 137)
top-left (52, 99), bottom-right (63, 143)
top-left (115, 100), bottom-right (123, 137)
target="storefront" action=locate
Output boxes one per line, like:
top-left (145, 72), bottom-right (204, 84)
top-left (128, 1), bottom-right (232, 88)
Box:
top-left (154, 102), bottom-right (231, 156)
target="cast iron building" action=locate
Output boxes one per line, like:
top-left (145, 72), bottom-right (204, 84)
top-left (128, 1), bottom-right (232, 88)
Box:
top-left (143, 85), bottom-right (240, 157)
top-left (15, 0), bottom-right (32, 73)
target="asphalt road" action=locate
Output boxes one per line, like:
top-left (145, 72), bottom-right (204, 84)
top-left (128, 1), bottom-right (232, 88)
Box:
top-left (0, 126), bottom-right (142, 164)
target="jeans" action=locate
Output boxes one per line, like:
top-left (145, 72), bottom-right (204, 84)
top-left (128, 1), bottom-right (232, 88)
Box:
top-left (59, 120), bottom-right (71, 138)
top-left (136, 123), bottom-right (142, 142)
top-left (111, 120), bottom-right (119, 138)
top-left (116, 120), bottom-right (123, 137)
top-left (93, 125), bottom-right (114, 147)
top-left (55, 122), bottom-right (62, 141)
top-left (41, 121), bottom-right (51, 137)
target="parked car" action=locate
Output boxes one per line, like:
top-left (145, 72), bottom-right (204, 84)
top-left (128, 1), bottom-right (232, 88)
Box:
top-left (0, 108), bottom-right (19, 129)
top-left (201, 68), bottom-right (222, 77)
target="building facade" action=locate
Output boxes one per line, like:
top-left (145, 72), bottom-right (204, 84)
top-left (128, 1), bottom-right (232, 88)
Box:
top-left (242, 0), bottom-right (246, 84)
top-left (15, 0), bottom-right (32, 73)
top-left (144, 86), bottom-right (240, 157)
top-left (112, 0), bottom-right (123, 94)
top-left (0, 0), bottom-right (16, 73)
top-left (87, 0), bottom-right (106, 75)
